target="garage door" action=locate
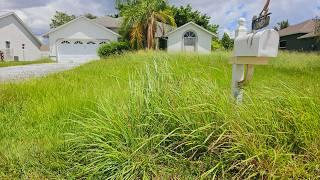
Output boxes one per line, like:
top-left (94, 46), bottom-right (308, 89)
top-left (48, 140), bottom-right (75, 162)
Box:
top-left (57, 40), bottom-right (107, 63)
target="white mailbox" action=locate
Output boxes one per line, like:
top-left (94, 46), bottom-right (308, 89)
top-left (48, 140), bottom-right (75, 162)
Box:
top-left (230, 18), bottom-right (280, 103)
top-left (234, 29), bottom-right (279, 57)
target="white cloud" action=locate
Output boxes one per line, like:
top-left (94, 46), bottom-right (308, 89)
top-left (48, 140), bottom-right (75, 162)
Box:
top-left (171, 0), bottom-right (320, 37)
top-left (0, 0), bottom-right (47, 9)
top-left (1, 0), bottom-right (319, 38)
top-left (2, 0), bottom-right (118, 35)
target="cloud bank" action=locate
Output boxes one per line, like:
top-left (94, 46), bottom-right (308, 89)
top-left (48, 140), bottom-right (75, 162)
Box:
top-left (1, 0), bottom-right (319, 38)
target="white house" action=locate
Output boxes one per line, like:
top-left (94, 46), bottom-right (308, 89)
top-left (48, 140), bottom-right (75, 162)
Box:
top-left (0, 12), bottom-right (42, 61)
top-left (162, 22), bottom-right (216, 53)
top-left (44, 16), bottom-right (121, 63)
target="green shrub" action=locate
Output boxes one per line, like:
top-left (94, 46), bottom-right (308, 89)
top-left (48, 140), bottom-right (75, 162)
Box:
top-left (97, 41), bottom-right (130, 58)
top-left (211, 39), bottom-right (223, 51)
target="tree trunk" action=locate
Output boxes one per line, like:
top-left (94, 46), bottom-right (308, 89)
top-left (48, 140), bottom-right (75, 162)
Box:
top-left (147, 15), bottom-right (155, 49)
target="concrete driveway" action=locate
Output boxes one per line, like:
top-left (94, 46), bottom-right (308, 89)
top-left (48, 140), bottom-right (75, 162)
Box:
top-left (0, 62), bottom-right (82, 82)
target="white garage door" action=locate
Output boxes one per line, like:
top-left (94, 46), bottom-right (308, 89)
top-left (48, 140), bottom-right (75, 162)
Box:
top-left (57, 40), bottom-right (107, 63)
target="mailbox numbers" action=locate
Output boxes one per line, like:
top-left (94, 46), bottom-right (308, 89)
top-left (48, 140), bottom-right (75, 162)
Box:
top-left (252, 13), bottom-right (271, 31)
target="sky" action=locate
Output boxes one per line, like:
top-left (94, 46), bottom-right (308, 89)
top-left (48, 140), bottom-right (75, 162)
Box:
top-left (0, 0), bottom-right (319, 41)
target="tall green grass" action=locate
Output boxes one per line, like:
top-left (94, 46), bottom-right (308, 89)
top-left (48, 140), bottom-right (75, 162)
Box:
top-left (0, 51), bottom-right (319, 178)
top-left (65, 52), bottom-right (320, 179)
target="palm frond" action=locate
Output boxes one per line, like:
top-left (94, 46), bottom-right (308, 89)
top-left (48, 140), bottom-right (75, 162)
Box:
top-left (130, 24), bottom-right (144, 48)
top-left (154, 11), bottom-right (176, 27)
top-left (119, 0), bottom-right (174, 49)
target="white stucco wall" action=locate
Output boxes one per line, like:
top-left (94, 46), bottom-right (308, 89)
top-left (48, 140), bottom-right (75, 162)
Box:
top-left (167, 23), bottom-right (213, 54)
top-left (0, 14), bottom-right (41, 61)
top-left (48, 17), bottom-right (119, 60)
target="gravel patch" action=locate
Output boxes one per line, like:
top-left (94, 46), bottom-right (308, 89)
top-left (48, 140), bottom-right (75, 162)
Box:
top-left (0, 62), bottom-right (82, 82)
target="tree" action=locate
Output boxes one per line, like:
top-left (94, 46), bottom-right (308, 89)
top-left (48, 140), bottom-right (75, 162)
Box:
top-left (50, 11), bottom-right (76, 29)
top-left (116, 0), bottom-right (137, 10)
top-left (119, 0), bottom-right (176, 49)
top-left (84, 13), bottom-right (97, 19)
top-left (274, 20), bottom-right (289, 31)
top-left (221, 33), bottom-right (233, 50)
top-left (211, 39), bottom-right (222, 51)
top-left (170, 4), bottom-right (219, 35)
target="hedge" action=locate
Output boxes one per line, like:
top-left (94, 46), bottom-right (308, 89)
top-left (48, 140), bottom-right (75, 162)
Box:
top-left (98, 42), bottom-right (130, 58)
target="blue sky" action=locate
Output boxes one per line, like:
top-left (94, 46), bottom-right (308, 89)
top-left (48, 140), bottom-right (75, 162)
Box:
top-left (0, 0), bottom-right (319, 40)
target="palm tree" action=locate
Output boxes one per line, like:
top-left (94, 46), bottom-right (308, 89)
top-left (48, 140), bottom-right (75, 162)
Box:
top-left (119, 0), bottom-right (176, 49)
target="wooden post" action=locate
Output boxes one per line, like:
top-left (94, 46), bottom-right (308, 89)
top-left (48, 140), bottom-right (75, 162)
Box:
top-left (232, 18), bottom-right (248, 103)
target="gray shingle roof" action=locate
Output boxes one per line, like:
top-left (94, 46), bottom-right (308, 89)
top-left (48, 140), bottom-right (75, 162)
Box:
top-left (155, 22), bottom-right (176, 38)
top-left (93, 17), bottom-right (176, 38)
top-left (93, 16), bottom-right (123, 28)
top-left (279, 20), bottom-right (315, 37)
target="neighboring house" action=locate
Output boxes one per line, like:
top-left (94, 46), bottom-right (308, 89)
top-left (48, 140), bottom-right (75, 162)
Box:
top-left (43, 16), bottom-right (121, 63)
top-left (40, 44), bottom-right (50, 57)
top-left (155, 22), bottom-right (176, 50)
top-left (0, 12), bottom-right (42, 61)
top-left (158, 22), bottom-right (216, 53)
top-left (279, 19), bottom-right (319, 51)
top-left (93, 16), bottom-right (123, 33)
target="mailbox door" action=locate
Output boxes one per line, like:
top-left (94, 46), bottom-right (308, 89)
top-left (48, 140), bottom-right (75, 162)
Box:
top-left (258, 30), bottom-right (279, 57)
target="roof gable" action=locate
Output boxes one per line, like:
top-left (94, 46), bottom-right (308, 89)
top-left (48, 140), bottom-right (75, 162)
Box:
top-left (279, 20), bottom-right (315, 37)
top-left (165, 22), bottom-right (216, 37)
top-left (43, 16), bottom-right (120, 37)
top-left (0, 12), bottom-right (42, 47)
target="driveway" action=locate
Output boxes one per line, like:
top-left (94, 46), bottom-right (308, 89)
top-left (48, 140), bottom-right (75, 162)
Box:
top-left (0, 62), bottom-right (82, 82)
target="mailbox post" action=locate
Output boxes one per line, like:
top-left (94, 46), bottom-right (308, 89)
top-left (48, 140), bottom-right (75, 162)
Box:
top-left (231, 18), bottom-right (279, 103)
top-left (231, 18), bottom-right (247, 103)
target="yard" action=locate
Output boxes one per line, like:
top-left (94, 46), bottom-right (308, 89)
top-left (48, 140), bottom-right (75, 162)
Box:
top-left (0, 58), bottom-right (53, 67)
top-left (0, 51), bottom-right (319, 178)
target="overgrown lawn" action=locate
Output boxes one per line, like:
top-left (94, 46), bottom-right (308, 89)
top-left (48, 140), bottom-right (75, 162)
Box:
top-left (0, 51), bottom-right (319, 179)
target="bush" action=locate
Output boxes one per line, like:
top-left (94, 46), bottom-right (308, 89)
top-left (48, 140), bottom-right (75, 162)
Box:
top-left (211, 39), bottom-right (223, 51)
top-left (98, 41), bottom-right (130, 58)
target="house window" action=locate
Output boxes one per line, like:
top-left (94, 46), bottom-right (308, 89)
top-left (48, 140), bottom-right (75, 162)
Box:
top-left (22, 44), bottom-right (25, 49)
top-left (279, 40), bottom-right (287, 49)
top-left (61, 41), bottom-right (71, 44)
top-left (74, 41), bottom-right (83, 45)
top-left (5, 41), bottom-right (10, 49)
top-left (87, 41), bottom-right (96, 45)
top-left (183, 31), bottom-right (197, 51)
